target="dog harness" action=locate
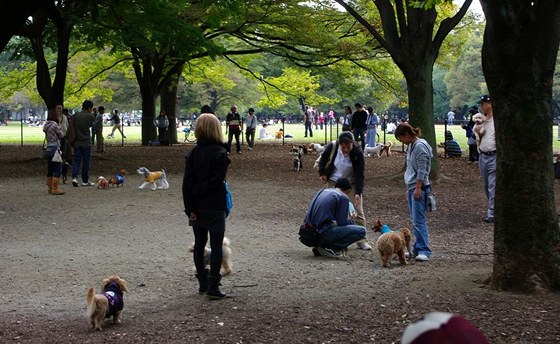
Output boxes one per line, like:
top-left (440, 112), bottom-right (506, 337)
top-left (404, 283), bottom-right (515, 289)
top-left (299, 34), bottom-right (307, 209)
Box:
top-left (115, 174), bottom-right (125, 185)
top-left (102, 282), bottom-right (124, 318)
top-left (380, 224), bottom-right (393, 234)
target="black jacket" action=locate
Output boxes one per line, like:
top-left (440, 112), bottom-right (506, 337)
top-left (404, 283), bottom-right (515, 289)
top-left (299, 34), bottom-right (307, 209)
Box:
top-left (183, 138), bottom-right (231, 216)
top-left (317, 141), bottom-right (365, 196)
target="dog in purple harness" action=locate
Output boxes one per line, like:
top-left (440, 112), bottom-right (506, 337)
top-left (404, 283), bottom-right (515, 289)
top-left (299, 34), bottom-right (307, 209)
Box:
top-left (87, 275), bottom-right (128, 331)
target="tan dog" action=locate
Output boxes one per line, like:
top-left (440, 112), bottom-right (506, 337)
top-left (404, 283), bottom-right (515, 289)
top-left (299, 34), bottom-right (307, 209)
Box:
top-left (381, 142), bottom-right (393, 156)
top-left (97, 176), bottom-right (109, 189)
top-left (86, 275), bottom-right (128, 331)
top-left (108, 169), bottom-right (128, 188)
top-left (187, 237), bottom-right (232, 275)
top-left (372, 219), bottom-right (412, 268)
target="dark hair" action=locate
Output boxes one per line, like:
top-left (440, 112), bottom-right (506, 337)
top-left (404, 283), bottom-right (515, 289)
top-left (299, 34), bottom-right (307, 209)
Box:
top-left (335, 178), bottom-right (352, 191)
top-left (47, 109), bottom-right (60, 123)
top-left (248, 108), bottom-right (255, 113)
top-left (82, 100), bottom-right (94, 110)
top-left (338, 131), bottom-right (354, 144)
top-left (355, 103), bottom-right (362, 108)
top-left (394, 122), bottom-right (421, 139)
top-left (367, 106), bottom-right (374, 113)
top-left (445, 130), bottom-right (453, 140)
top-left (98, 106), bottom-right (105, 112)
top-left (201, 105), bottom-right (214, 114)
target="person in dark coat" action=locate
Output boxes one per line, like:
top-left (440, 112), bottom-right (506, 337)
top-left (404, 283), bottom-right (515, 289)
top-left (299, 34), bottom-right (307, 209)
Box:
top-left (183, 113), bottom-right (231, 299)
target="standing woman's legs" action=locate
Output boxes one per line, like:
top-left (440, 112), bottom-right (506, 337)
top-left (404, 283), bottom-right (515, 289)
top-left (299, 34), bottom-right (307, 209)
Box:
top-left (192, 226), bottom-right (209, 274)
top-left (208, 229), bottom-right (225, 277)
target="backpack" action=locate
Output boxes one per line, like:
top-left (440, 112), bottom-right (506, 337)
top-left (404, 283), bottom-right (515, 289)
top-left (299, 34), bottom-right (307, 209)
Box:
top-left (66, 116), bottom-right (77, 146)
top-left (313, 141), bottom-right (338, 172)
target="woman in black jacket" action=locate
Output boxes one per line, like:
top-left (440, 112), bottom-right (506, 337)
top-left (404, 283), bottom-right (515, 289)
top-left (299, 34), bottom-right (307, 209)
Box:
top-left (183, 113), bottom-right (231, 299)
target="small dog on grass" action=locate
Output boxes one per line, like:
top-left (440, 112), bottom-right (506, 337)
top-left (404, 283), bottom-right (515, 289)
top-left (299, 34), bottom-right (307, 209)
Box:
top-left (137, 167), bottom-right (169, 190)
top-left (108, 169), bottom-right (128, 188)
top-left (187, 237), bottom-right (232, 276)
top-left (293, 152), bottom-right (303, 171)
top-left (87, 275), bottom-right (128, 331)
top-left (96, 176), bottom-right (109, 189)
top-left (372, 219), bottom-right (412, 268)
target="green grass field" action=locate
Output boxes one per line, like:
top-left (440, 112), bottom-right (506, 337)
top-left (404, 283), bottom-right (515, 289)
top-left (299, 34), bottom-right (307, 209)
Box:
top-left (2, 121), bottom-right (560, 152)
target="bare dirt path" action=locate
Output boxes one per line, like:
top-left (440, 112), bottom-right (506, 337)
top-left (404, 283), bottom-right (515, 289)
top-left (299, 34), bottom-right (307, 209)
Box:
top-left (0, 144), bottom-right (559, 343)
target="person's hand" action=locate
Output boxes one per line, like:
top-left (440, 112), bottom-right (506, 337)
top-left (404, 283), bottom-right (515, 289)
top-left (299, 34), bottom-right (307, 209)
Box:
top-left (320, 175), bottom-right (327, 182)
top-left (413, 188), bottom-right (421, 201)
top-left (354, 194), bottom-right (360, 204)
top-left (189, 212), bottom-right (197, 220)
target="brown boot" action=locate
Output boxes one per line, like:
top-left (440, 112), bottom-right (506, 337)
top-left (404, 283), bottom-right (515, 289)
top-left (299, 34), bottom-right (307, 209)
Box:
top-left (47, 177), bottom-right (53, 194)
top-left (51, 177), bottom-right (65, 195)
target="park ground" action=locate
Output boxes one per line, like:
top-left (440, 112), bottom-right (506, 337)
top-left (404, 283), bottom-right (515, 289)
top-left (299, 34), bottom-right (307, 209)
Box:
top-left (0, 143), bottom-right (559, 343)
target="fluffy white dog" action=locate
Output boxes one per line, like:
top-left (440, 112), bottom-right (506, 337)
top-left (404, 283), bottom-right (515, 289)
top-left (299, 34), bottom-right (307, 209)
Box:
top-left (136, 167), bottom-right (169, 190)
top-left (472, 113), bottom-right (486, 147)
top-left (312, 143), bottom-right (324, 154)
top-left (363, 144), bottom-right (384, 157)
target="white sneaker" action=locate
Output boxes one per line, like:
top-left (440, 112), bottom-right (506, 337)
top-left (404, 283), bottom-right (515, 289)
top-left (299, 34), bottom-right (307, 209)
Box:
top-left (81, 182), bottom-right (95, 186)
top-left (316, 247), bottom-right (341, 259)
top-left (357, 241), bottom-right (372, 251)
top-left (405, 252), bottom-right (417, 259)
top-left (415, 254), bottom-right (430, 261)
top-left (72, 178), bottom-right (79, 187)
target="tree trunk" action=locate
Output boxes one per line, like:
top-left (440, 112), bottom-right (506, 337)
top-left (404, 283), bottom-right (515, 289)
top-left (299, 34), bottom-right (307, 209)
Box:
top-left (405, 62), bottom-right (440, 179)
top-left (140, 93), bottom-right (157, 146)
top-left (160, 78), bottom-right (179, 144)
top-left (481, 1), bottom-right (560, 292)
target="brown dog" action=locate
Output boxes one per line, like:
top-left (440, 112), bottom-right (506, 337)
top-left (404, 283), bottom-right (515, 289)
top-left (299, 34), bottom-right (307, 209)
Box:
top-left (372, 219), bottom-right (412, 268)
top-left (86, 275), bottom-right (128, 331)
top-left (96, 176), bottom-right (109, 189)
top-left (381, 142), bottom-right (393, 157)
top-left (108, 169), bottom-right (128, 188)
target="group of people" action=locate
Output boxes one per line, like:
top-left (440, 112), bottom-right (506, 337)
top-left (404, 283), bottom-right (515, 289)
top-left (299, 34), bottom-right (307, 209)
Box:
top-left (304, 123), bottom-right (433, 261)
top-left (338, 103), bottom-right (380, 150)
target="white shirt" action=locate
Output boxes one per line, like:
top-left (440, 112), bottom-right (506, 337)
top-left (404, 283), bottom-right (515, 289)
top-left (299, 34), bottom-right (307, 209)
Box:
top-left (330, 146), bottom-right (354, 183)
top-left (478, 116), bottom-right (496, 153)
top-left (259, 127), bottom-right (269, 139)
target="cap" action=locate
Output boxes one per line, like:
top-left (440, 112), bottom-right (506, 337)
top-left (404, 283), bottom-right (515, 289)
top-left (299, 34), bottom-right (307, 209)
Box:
top-left (479, 95), bottom-right (490, 103)
top-left (334, 178), bottom-right (352, 191)
top-left (401, 312), bottom-right (489, 344)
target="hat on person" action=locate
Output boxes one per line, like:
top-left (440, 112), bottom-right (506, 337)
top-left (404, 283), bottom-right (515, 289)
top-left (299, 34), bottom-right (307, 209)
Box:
top-left (334, 178), bottom-right (352, 191)
top-left (401, 312), bottom-right (489, 344)
top-left (478, 95), bottom-right (491, 104)
top-left (468, 106), bottom-right (479, 115)
top-left (338, 131), bottom-right (354, 142)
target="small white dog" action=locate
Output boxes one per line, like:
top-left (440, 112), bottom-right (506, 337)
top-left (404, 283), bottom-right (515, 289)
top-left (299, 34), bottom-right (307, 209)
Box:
top-left (136, 167), bottom-right (169, 190)
top-left (472, 113), bottom-right (486, 147)
top-left (363, 144), bottom-right (384, 157)
top-left (187, 237), bottom-right (232, 275)
top-left (312, 143), bottom-right (324, 155)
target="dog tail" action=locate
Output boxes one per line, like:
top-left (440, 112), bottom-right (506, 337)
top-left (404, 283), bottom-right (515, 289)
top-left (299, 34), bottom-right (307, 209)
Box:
top-left (386, 141), bottom-right (393, 148)
top-left (222, 237), bottom-right (230, 247)
top-left (86, 288), bottom-right (95, 317)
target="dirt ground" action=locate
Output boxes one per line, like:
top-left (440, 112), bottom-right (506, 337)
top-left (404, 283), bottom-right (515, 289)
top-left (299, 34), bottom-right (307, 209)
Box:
top-left (0, 142), bottom-right (559, 344)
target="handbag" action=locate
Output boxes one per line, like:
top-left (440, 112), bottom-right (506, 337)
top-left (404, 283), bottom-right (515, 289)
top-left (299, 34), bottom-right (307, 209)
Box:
top-left (42, 140), bottom-right (58, 159)
top-left (52, 149), bottom-right (63, 163)
top-left (224, 180), bottom-right (233, 217)
top-left (298, 189), bottom-right (325, 247)
top-left (427, 193), bottom-right (437, 212)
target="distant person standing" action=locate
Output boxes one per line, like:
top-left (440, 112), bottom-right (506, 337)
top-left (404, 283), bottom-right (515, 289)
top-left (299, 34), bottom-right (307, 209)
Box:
top-left (108, 109), bottom-right (126, 139)
top-left (94, 106), bottom-right (105, 153)
top-left (446, 109), bottom-right (455, 126)
top-left (91, 107), bottom-right (99, 145)
top-left (365, 108), bottom-right (379, 147)
top-left (226, 105), bottom-right (242, 154)
top-left (474, 95), bottom-right (496, 223)
top-left (462, 106), bottom-right (479, 163)
top-left (341, 106), bottom-right (352, 132)
top-left (244, 108), bottom-right (257, 150)
top-left (154, 110), bottom-right (170, 144)
top-left (304, 105), bottom-right (313, 138)
top-left (43, 110), bottom-right (65, 195)
top-left (352, 103), bottom-right (368, 150)
top-left (71, 100), bottom-right (96, 187)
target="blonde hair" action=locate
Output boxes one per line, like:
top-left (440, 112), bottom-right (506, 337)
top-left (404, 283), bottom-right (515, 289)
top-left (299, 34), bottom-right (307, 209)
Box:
top-left (195, 113), bottom-right (223, 142)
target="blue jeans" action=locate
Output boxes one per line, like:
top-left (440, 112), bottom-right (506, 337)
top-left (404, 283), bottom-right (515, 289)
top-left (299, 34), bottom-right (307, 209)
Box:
top-left (304, 121), bottom-right (313, 137)
top-left (407, 187), bottom-right (431, 257)
top-left (47, 159), bottom-right (62, 177)
top-left (72, 144), bottom-right (92, 183)
top-left (319, 224), bottom-right (366, 251)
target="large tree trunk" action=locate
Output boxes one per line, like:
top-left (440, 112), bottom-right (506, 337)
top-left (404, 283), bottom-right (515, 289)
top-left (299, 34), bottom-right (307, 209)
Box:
top-left (160, 78), bottom-right (179, 144)
top-left (481, 1), bottom-right (560, 292)
top-left (140, 93), bottom-right (157, 145)
top-left (405, 62), bottom-right (440, 179)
